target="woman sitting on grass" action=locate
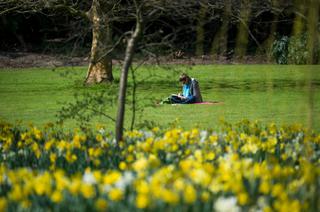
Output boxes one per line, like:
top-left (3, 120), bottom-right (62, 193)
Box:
top-left (169, 73), bottom-right (203, 104)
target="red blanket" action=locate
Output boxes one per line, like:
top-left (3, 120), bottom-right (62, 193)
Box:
top-left (194, 101), bottom-right (223, 105)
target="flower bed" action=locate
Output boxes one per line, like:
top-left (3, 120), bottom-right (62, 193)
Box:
top-left (0, 120), bottom-right (319, 211)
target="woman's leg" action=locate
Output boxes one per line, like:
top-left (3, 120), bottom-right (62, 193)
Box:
top-left (170, 95), bottom-right (184, 103)
top-left (181, 96), bottom-right (196, 104)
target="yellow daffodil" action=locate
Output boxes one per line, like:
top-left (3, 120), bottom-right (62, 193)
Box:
top-left (119, 161), bottom-right (127, 170)
top-left (108, 188), bottom-right (123, 201)
top-left (103, 171), bottom-right (121, 185)
top-left (183, 184), bottom-right (197, 204)
top-left (81, 184), bottom-right (95, 199)
top-left (0, 198), bottom-right (7, 211)
top-left (95, 198), bottom-right (108, 211)
top-left (51, 190), bottom-right (63, 203)
top-left (136, 194), bottom-right (150, 209)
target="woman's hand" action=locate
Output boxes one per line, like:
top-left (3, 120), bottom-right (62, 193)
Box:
top-left (177, 93), bottom-right (184, 99)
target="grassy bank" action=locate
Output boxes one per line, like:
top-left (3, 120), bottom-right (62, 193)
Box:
top-left (0, 65), bottom-right (319, 131)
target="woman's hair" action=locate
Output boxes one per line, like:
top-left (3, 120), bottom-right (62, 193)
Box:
top-left (179, 73), bottom-right (190, 82)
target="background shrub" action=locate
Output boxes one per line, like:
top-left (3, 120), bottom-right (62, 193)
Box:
top-left (271, 36), bottom-right (289, 64)
top-left (287, 33), bottom-right (309, 65)
top-left (272, 33), bottom-right (320, 65)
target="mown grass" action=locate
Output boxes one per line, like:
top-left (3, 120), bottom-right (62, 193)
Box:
top-left (0, 65), bottom-right (319, 131)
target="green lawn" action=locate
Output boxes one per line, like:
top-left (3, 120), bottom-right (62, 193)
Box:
top-left (0, 65), bottom-right (319, 131)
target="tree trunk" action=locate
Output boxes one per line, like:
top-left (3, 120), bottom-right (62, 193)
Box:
top-left (195, 1), bottom-right (207, 56)
top-left (115, 10), bottom-right (143, 143)
top-left (211, 0), bottom-right (231, 58)
top-left (85, 0), bottom-right (113, 84)
top-left (235, 0), bottom-right (250, 60)
top-left (260, 0), bottom-right (279, 61)
top-left (292, 0), bottom-right (307, 36)
top-left (306, 0), bottom-right (319, 64)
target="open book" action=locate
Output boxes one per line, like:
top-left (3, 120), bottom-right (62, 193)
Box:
top-left (171, 94), bottom-right (185, 99)
top-left (171, 94), bottom-right (183, 98)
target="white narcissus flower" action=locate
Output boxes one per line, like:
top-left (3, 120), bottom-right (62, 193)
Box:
top-left (83, 170), bottom-right (96, 185)
top-left (200, 130), bottom-right (208, 142)
top-left (98, 128), bottom-right (105, 135)
top-left (115, 171), bottom-right (135, 190)
top-left (214, 196), bottom-right (241, 212)
top-left (143, 131), bottom-right (154, 138)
